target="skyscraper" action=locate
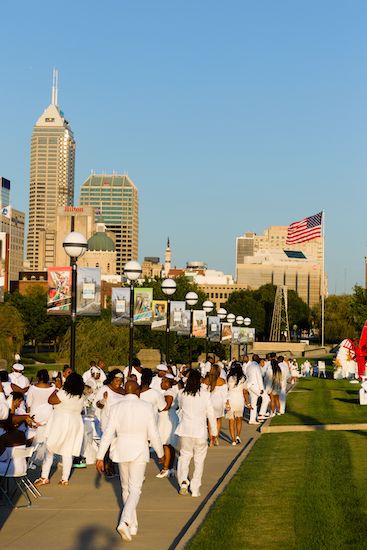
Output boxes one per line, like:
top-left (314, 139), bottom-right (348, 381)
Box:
top-left (26, 70), bottom-right (76, 270)
top-left (0, 177), bottom-right (10, 208)
top-left (79, 173), bottom-right (138, 274)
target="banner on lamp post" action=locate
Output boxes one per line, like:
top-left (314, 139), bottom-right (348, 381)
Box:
top-left (221, 322), bottom-right (232, 342)
top-left (192, 310), bottom-right (207, 338)
top-left (77, 267), bottom-right (101, 316)
top-left (207, 316), bottom-right (221, 342)
top-left (112, 287), bottom-right (130, 325)
top-left (47, 267), bottom-right (72, 315)
top-left (151, 300), bottom-right (168, 331)
top-left (134, 288), bottom-right (153, 324)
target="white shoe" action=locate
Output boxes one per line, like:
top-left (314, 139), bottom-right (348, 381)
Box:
top-left (117, 522), bottom-right (132, 542)
top-left (130, 526), bottom-right (138, 536)
top-left (231, 441), bottom-right (237, 446)
top-left (179, 481), bottom-right (189, 495)
top-left (236, 436), bottom-right (241, 445)
top-left (156, 469), bottom-right (170, 478)
top-left (191, 492), bottom-right (201, 497)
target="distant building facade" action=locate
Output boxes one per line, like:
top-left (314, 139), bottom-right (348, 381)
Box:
top-left (1, 207), bottom-right (25, 285)
top-left (79, 173), bottom-right (138, 274)
top-left (26, 70), bottom-right (76, 270)
top-left (142, 257), bottom-right (162, 279)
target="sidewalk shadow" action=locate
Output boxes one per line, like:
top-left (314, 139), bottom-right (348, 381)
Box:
top-left (70, 525), bottom-right (120, 550)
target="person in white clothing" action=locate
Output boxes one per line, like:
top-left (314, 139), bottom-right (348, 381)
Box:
top-left (96, 380), bottom-right (164, 542)
top-left (246, 355), bottom-right (265, 424)
top-left (8, 363), bottom-right (29, 390)
top-left (156, 374), bottom-right (179, 478)
top-left (278, 356), bottom-right (291, 414)
top-left (123, 357), bottom-right (143, 385)
top-left (139, 368), bottom-right (166, 423)
top-left (202, 364), bottom-right (229, 446)
top-left (82, 360), bottom-right (107, 384)
top-left (175, 369), bottom-right (218, 497)
top-left (26, 369), bottom-right (55, 444)
top-left (226, 363), bottom-right (250, 445)
top-left (150, 364), bottom-right (168, 392)
top-left (35, 373), bottom-right (85, 486)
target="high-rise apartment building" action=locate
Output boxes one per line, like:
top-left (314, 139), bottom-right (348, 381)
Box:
top-left (26, 70), bottom-right (76, 270)
top-left (79, 174), bottom-right (138, 274)
top-left (0, 178), bottom-right (10, 208)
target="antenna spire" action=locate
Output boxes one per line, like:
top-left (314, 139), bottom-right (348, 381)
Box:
top-left (51, 68), bottom-right (59, 106)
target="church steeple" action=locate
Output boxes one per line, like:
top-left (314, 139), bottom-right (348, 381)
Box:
top-left (164, 237), bottom-right (171, 276)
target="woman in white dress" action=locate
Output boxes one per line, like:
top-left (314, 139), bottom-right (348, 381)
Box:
top-left (94, 369), bottom-right (125, 477)
top-left (35, 373), bottom-right (85, 486)
top-left (226, 363), bottom-right (250, 446)
top-left (156, 375), bottom-right (179, 478)
top-left (202, 364), bottom-right (229, 446)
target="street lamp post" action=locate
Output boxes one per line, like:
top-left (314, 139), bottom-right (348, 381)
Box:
top-left (185, 291), bottom-right (198, 367)
top-left (63, 231), bottom-right (88, 370)
top-left (217, 307), bottom-right (227, 360)
top-left (226, 313), bottom-right (235, 361)
top-left (202, 300), bottom-right (214, 360)
top-left (123, 260), bottom-right (142, 369)
top-left (243, 316), bottom-right (251, 356)
top-left (236, 315), bottom-right (244, 359)
top-left (161, 278), bottom-right (177, 366)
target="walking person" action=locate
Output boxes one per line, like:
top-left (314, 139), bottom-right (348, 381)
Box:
top-left (269, 359), bottom-right (282, 416)
top-left (202, 363), bottom-right (229, 445)
top-left (246, 355), bottom-right (265, 425)
top-left (278, 356), bottom-right (291, 414)
top-left (175, 369), bottom-right (217, 497)
top-left (96, 380), bottom-right (163, 542)
top-left (35, 373), bottom-right (85, 486)
top-left (226, 362), bottom-right (249, 445)
top-left (156, 374), bottom-right (179, 478)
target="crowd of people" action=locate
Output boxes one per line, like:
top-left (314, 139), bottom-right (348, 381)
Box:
top-left (0, 353), bottom-right (294, 542)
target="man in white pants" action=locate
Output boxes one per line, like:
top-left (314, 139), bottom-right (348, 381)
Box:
top-left (96, 380), bottom-right (163, 542)
top-left (246, 355), bottom-right (265, 425)
top-left (278, 356), bottom-right (291, 414)
top-left (175, 369), bottom-right (217, 497)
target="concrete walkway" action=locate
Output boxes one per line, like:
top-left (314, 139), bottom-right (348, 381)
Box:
top-left (0, 424), bottom-right (261, 550)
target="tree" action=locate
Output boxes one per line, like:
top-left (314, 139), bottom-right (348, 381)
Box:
top-left (312, 294), bottom-right (356, 343)
top-left (350, 285), bottom-right (367, 334)
top-left (223, 290), bottom-right (266, 338)
top-left (0, 303), bottom-right (25, 363)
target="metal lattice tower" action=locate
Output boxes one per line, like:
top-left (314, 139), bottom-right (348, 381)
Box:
top-left (269, 286), bottom-right (290, 342)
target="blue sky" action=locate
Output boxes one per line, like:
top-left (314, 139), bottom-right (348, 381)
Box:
top-left (0, 0), bottom-right (366, 294)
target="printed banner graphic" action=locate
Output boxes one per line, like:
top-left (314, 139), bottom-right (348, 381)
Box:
top-left (192, 310), bottom-right (207, 338)
top-left (151, 300), bottom-right (168, 330)
top-left (77, 267), bottom-right (101, 316)
top-left (221, 322), bottom-right (232, 342)
top-left (0, 232), bottom-right (7, 302)
top-left (111, 287), bottom-right (130, 325)
top-left (134, 288), bottom-right (153, 324)
top-left (207, 316), bottom-right (221, 342)
top-left (47, 267), bottom-right (72, 315)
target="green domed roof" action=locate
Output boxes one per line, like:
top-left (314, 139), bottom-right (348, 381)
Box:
top-left (88, 232), bottom-right (115, 252)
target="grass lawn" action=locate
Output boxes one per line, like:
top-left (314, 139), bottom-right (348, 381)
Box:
top-left (271, 377), bottom-right (367, 425)
top-left (187, 430), bottom-right (367, 550)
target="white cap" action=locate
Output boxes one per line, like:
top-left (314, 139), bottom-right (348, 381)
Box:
top-left (157, 364), bottom-right (168, 372)
top-left (12, 363), bottom-right (24, 372)
top-left (164, 373), bottom-right (175, 380)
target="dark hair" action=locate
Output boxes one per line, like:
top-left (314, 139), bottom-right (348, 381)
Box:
top-left (278, 355), bottom-right (284, 362)
top-left (11, 391), bottom-right (24, 402)
top-left (183, 369), bottom-right (201, 396)
top-left (0, 371), bottom-right (9, 382)
top-left (141, 368), bottom-right (153, 387)
top-left (89, 360), bottom-right (97, 367)
top-left (104, 368), bottom-right (123, 385)
top-left (63, 364), bottom-right (72, 372)
top-left (252, 354), bottom-right (260, 364)
top-left (227, 362), bottom-right (244, 386)
top-left (207, 364), bottom-right (220, 392)
top-left (63, 372), bottom-right (84, 397)
top-left (270, 352), bottom-right (277, 359)
top-left (131, 358), bottom-right (141, 368)
top-left (37, 369), bottom-right (50, 383)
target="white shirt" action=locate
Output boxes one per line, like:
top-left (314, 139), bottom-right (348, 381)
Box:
top-left (278, 362), bottom-right (291, 388)
top-left (150, 375), bottom-right (165, 393)
top-left (0, 393), bottom-right (9, 420)
top-left (140, 388), bottom-right (166, 422)
top-left (8, 372), bottom-right (30, 389)
top-left (123, 366), bottom-right (142, 385)
top-left (246, 362), bottom-right (264, 395)
top-left (96, 394), bottom-right (163, 463)
top-left (175, 388), bottom-right (218, 439)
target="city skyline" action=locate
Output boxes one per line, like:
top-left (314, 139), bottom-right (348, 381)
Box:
top-left (1, 1), bottom-right (366, 293)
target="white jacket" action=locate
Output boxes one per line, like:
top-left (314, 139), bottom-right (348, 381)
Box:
top-left (175, 388), bottom-right (218, 439)
top-left (278, 362), bottom-right (291, 388)
top-left (246, 362), bottom-right (264, 395)
top-left (96, 394), bottom-right (163, 463)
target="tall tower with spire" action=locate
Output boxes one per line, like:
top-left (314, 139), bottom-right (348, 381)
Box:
top-left (26, 69), bottom-right (76, 270)
top-left (164, 237), bottom-right (172, 276)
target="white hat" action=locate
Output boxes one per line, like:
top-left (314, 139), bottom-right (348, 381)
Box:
top-left (157, 364), bottom-right (168, 372)
top-left (164, 373), bottom-right (175, 380)
top-left (12, 363), bottom-right (24, 372)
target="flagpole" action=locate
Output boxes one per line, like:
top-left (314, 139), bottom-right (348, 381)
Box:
top-left (321, 210), bottom-right (325, 348)
top-left (8, 210), bottom-right (12, 291)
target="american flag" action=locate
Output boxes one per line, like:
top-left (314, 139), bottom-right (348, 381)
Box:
top-left (286, 212), bottom-right (323, 245)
